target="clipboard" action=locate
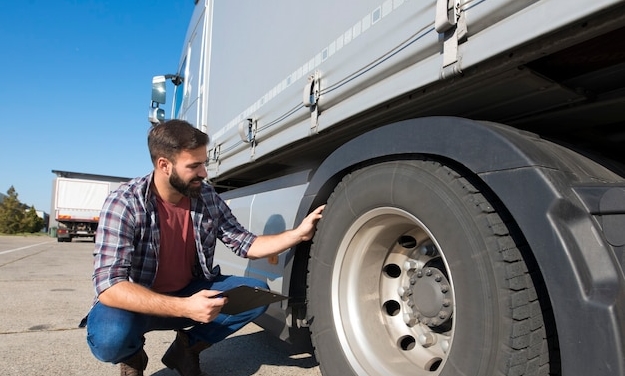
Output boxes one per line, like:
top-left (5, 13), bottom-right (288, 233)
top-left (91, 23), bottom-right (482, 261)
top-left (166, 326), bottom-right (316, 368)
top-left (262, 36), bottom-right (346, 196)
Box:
top-left (214, 285), bottom-right (289, 315)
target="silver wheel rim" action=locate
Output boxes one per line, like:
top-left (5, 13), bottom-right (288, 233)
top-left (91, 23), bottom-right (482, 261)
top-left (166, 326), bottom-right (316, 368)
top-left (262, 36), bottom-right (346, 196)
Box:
top-left (331, 207), bottom-right (455, 375)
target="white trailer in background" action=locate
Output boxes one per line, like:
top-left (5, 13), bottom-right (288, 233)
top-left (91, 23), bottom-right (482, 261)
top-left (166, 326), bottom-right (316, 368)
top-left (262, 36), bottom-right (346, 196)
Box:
top-left (51, 171), bottom-right (129, 242)
top-left (149, 1), bottom-right (625, 375)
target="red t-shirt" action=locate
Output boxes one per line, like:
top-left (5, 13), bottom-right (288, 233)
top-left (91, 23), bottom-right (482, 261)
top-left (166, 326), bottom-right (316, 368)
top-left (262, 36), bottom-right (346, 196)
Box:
top-left (151, 195), bottom-right (196, 293)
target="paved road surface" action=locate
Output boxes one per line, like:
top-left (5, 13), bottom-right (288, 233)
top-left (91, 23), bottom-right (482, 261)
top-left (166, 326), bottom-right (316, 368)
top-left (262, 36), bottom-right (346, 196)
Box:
top-left (0, 235), bottom-right (322, 376)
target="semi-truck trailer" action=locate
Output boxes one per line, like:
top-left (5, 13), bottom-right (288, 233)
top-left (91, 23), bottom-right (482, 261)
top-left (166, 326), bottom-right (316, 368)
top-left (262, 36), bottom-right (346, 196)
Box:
top-left (149, 1), bottom-right (625, 375)
top-left (52, 176), bottom-right (125, 242)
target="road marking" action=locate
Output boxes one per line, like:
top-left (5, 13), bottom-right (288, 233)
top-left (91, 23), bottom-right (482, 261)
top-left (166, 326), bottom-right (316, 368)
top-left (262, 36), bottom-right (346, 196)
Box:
top-left (0, 241), bottom-right (53, 255)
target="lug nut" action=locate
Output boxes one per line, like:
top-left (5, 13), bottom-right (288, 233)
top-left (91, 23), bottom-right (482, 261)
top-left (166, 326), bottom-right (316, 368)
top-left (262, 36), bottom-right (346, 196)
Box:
top-left (398, 286), bottom-right (411, 299)
top-left (418, 333), bottom-right (435, 347)
top-left (404, 260), bottom-right (418, 271)
top-left (441, 340), bottom-right (450, 353)
top-left (403, 313), bottom-right (417, 327)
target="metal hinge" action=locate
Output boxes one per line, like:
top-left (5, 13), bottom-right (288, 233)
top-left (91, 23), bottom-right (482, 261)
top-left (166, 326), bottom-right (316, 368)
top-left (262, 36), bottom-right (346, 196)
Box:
top-left (303, 71), bottom-right (320, 132)
top-left (209, 144), bottom-right (221, 163)
top-left (435, 0), bottom-right (467, 79)
top-left (207, 144), bottom-right (221, 175)
top-left (238, 118), bottom-right (257, 157)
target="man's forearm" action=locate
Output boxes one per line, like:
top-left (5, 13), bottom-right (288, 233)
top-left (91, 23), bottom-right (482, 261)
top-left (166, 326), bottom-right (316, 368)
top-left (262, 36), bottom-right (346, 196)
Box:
top-left (245, 204), bottom-right (325, 260)
top-left (245, 230), bottom-right (303, 260)
top-left (97, 281), bottom-right (185, 317)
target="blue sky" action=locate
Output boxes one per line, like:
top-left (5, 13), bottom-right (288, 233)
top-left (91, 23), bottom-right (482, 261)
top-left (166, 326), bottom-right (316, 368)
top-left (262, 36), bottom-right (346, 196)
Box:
top-left (0, 0), bottom-right (194, 213)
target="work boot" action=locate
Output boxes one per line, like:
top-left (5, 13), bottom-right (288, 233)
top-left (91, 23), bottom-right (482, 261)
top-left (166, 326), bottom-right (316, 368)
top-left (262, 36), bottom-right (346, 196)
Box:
top-left (161, 330), bottom-right (211, 376)
top-left (119, 348), bottom-right (148, 376)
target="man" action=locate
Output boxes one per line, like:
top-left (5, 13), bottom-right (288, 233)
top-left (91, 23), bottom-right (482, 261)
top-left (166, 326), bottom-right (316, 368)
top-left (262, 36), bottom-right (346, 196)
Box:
top-left (85, 119), bottom-right (325, 376)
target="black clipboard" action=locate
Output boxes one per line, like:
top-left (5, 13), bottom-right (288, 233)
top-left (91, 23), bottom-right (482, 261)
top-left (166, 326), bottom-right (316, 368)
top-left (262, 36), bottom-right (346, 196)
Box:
top-left (214, 285), bottom-right (289, 315)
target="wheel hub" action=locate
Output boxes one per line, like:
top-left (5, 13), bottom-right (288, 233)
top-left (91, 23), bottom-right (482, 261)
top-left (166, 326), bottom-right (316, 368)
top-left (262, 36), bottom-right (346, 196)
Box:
top-left (404, 266), bottom-right (453, 327)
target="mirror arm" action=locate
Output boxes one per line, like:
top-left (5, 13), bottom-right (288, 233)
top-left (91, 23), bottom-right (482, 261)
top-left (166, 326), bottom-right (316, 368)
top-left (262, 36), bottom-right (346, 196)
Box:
top-left (164, 74), bottom-right (184, 86)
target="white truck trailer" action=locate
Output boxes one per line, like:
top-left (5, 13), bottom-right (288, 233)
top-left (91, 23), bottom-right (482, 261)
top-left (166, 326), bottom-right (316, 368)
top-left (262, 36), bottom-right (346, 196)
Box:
top-left (149, 1), bottom-right (625, 375)
top-left (52, 174), bottom-right (127, 242)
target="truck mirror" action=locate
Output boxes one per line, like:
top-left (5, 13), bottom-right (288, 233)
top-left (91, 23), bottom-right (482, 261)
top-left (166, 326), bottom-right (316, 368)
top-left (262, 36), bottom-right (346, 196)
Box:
top-left (151, 75), bottom-right (167, 104)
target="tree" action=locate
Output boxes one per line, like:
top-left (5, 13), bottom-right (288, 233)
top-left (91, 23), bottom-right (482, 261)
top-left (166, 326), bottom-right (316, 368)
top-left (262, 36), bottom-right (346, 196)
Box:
top-left (0, 186), bottom-right (25, 234)
top-left (22, 206), bottom-right (44, 233)
top-left (0, 186), bottom-right (43, 234)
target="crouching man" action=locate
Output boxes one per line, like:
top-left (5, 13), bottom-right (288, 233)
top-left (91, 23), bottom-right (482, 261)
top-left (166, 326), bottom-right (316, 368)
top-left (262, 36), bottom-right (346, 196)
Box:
top-left (85, 120), bottom-right (324, 376)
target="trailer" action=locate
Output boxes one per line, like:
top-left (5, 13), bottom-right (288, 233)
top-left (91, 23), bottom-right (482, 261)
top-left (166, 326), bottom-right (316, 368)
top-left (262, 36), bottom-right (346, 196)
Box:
top-left (149, 1), bottom-right (625, 375)
top-left (52, 172), bottom-right (129, 242)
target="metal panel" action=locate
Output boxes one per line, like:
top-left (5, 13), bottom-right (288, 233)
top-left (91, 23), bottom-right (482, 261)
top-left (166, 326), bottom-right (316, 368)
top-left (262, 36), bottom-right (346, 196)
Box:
top-left (214, 182), bottom-right (308, 293)
top-left (213, 194), bottom-right (254, 277)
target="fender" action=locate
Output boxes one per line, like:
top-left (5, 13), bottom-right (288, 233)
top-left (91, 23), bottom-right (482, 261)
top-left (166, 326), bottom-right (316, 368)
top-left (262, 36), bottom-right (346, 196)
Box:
top-left (291, 116), bottom-right (625, 375)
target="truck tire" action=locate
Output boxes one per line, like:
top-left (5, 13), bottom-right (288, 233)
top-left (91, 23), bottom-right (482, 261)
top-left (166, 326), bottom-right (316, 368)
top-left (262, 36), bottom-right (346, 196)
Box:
top-left (307, 160), bottom-right (555, 376)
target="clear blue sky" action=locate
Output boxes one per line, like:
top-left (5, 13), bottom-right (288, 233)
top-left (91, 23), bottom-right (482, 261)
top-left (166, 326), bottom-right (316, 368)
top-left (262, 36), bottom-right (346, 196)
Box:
top-left (0, 0), bottom-right (195, 213)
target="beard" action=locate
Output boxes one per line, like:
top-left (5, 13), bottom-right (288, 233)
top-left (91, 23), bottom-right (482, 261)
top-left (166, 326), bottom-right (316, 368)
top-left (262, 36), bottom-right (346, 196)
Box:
top-left (169, 168), bottom-right (203, 198)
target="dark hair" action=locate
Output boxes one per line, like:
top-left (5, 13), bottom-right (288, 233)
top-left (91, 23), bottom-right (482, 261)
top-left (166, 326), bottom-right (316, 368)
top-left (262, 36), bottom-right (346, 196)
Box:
top-left (148, 120), bottom-right (209, 164)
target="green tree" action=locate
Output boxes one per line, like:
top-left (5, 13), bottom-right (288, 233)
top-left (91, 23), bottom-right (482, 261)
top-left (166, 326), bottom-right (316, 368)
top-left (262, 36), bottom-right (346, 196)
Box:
top-left (0, 186), bottom-right (25, 234)
top-left (22, 206), bottom-right (44, 233)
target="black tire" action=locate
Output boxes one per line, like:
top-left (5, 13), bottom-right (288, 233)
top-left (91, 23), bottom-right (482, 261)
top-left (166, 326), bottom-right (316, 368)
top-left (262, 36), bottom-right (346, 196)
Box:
top-left (307, 160), bottom-right (553, 376)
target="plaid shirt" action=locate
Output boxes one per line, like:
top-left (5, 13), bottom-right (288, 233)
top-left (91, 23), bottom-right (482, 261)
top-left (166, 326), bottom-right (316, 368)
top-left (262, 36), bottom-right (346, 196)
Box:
top-left (92, 173), bottom-right (257, 298)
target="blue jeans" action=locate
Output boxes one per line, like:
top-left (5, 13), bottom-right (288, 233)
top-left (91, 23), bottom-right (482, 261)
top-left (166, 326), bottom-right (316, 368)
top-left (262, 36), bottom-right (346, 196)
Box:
top-left (86, 275), bottom-right (269, 364)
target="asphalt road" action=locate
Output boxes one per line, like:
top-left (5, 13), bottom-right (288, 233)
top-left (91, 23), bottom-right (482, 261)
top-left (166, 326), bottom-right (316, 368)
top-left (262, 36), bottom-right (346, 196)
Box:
top-left (0, 235), bottom-right (322, 376)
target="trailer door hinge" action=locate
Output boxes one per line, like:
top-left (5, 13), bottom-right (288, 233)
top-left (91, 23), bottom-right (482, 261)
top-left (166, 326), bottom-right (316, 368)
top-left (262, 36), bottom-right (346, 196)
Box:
top-left (436, 0), bottom-right (466, 79)
top-left (303, 71), bottom-right (320, 132)
top-left (208, 144), bottom-right (221, 175)
top-left (238, 118), bottom-right (257, 157)
top-left (210, 144), bottom-right (221, 163)
top-left (238, 118), bottom-right (257, 144)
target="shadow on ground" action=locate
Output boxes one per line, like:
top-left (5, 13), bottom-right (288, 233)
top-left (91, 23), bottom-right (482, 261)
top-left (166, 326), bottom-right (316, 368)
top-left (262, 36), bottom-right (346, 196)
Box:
top-left (151, 330), bottom-right (319, 376)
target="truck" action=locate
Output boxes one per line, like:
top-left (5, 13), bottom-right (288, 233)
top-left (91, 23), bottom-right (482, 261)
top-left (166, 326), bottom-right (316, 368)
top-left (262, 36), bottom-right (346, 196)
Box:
top-left (148, 1), bottom-right (625, 375)
top-left (52, 174), bottom-right (127, 242)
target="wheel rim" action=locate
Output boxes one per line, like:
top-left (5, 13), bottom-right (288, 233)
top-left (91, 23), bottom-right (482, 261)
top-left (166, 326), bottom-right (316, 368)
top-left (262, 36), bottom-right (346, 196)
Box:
top-left (331, 207), bottom-right (455, 375)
